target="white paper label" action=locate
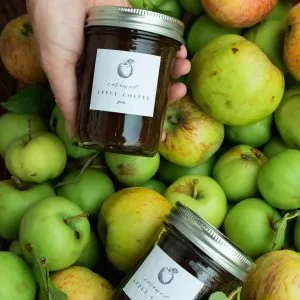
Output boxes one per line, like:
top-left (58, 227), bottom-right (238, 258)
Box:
top-left (89, 49), bottom-right (161, 117)
top-left (123, 246), bottom-right (204, 300)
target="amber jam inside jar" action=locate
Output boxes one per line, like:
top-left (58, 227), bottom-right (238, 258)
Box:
top-left (77, 6), bottom-right (184, 156)
top-left (113, 203), bottom-right (255, 300)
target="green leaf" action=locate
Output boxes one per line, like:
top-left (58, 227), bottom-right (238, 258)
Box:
top-left (31, 249), bottom-right (68, 300)
top-left (1, 84), bottom-right (55, 116)
top-left (209, 292), bottom-right (229, 300)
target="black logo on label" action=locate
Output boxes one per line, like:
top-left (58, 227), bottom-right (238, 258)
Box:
top-left (158, 267), bottom-right (178, 285)
top-left (117, 59), bottom-right (134, 78)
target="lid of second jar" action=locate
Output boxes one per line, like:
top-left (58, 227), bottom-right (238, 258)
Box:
top-left (86, 6), bottom-right (185, 44)
top-left (166, 202), bottom-right (255, 282)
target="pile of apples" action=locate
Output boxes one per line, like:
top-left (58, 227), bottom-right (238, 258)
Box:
top-left (1, 0), bottom-right (300, 300)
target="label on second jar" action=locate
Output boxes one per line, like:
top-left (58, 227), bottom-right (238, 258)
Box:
top-left (123, 245), bottom-right (204, 300)
top-left (89, 49), bottom-right (161, 117)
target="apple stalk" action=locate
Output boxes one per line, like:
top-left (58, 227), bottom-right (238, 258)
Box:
top-left (192, 179), bottom-right (200, 199)
top-left (63, 213), bottom-right (89, 224)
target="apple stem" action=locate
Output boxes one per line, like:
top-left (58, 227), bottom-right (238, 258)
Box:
top-left (64, 213), bottom-right (89, 224)
top-left (27, 118), bottom-right (32, 141)
top-left (11, 176), bottom-right (28, 190)
top-left (192, 179), bottom-right (199, 199)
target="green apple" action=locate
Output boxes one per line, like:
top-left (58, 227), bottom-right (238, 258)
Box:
top-left (98, 187), bottom-right (172, 272)
top-left (0, 179), bottom-right (55, 240)
top-left (263, 136), bottom-right (290, 158)
top-left (275, 94), bottom-right (300, 149)
top-left (56, 168), bottom-right (115, 215)
top-left (139, 179), bottom-right (167, 194)
top-left (212, 145), bottom-right (267, 202)
top-left (75, 230), bottom-right (103, 270)
top-left (187, 14), bottom-right (241, 56)
top-left (164, 175), bottom-right (227, 228)
top-left (154, 0), bottom-right (183, 19)
top-left (157, 155), bottom-right (216, 185)
top-left (189, 34), bottom-right (285, 126)
top-left (9, 240), bottom-right (23, 257)
top-left (225, 114), bottom-right (273, 148)
top-left (0, 112), bottom-right (47, 157)
top-left (244, 20), bottom-right (287, 73)
top-left (258, 149), bottom-right (300, 210)
top-left (158, 95), bottom-right (224, 168)
top-left (264, 0), bottom-right (292, 22)
top-left (19, 196), bottom-right (91, 272)
top-left (128, 0), bottom-right (164, 10)
top-left (5, 131), bottom-right (67, 183)
top-left (224, 198), bottom-right (284, 258)
top-left (178, 0), bottom-right (203, 15)
top-left (104, 152), bottom-right (160, 186)
top-left (0, 251), bottom-right (36, 300)
top-left (50, 105), bottom-right (96, 159)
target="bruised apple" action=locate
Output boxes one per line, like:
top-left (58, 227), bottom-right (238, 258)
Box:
top-left (158, 95), bottom-right (224, 167)
top-left (201, 0), bottom-right (276, 28)
top-left (0, 15), bottom-right (46, 84)
top-left (241, 250), bottom-right (300, 300)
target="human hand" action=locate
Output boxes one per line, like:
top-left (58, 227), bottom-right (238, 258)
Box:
top-left (26, 0), bottom-right (191, 136)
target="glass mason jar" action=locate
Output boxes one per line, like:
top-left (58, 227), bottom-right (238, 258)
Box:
top-left (113, 202), bottom-right (255, 300)
top-left (77, 6), bottom-right (184, 157)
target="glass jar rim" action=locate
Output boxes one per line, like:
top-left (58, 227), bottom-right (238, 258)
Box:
top-left (166, 202), bottom-right (256, 282)
top-left (86, 6), bottom-right (185, 44)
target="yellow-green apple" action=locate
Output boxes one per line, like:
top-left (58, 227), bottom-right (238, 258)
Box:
top-left (56, 168), bottom-right (115, 215)
top-left (104, 152), bottom-right (160, 186)
top-left (241, 250), bottom-right (300, 300)
top-left (0, 14), bottom-right (46, 84)
top-left (19, 196), bottom-right (91, 272)
top-left (164, 175), bottom-right (227, 228)
top-left (187, 14), bottom-right (241, 56)
top-left (0, 179), bottom-right (55, 240)
top-left (75, 230), bottom-right (103, 270)
top-left (212, 145), bottom-right (267, 202)
top-left (178, 0), bottom-right (203, 15)
top-left (0, 112), bottom-right (47, 157)
top-left (275, 94), bottom-right (300, 149)
top-left (226, 115), bottom-right (273, 148)
top-left (244, 20), bottom-right (287, 73)
top-left (98, 187), bottom-right (172, 273)
top-left (224, 198), bottom-right (284, 258)
top-left (0, 251), bottom-right (36, 300)
top-left (51, 266), bottom-right (114, 300)
top-left (189, 34), bottom-right (285, 126)
top-left (157, 155), bottom-right (216, 185)
top-left (263, 136), bottom-right (290, 158)
top-left (265, 0), bottom-right (292, 22)
top-left (139, 179), bottom-right (167, 194)
top-left (258, 149), bottom-right (300, 210)
top-left (50, 105), bottom-right (96, 159)
top-left (5, 131), bottom-right (67, 183)
top-left (158, 94), bottom-right (224, 167)
top-left (201, 0), bottom-right (276, 28)
top-left (9, 240), bottom-right (23, 257)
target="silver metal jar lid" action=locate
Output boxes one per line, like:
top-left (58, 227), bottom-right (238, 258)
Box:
top-left (86, 6), bottom-right (185, 44)
top-left (166, 202), bottom-right (255, 282)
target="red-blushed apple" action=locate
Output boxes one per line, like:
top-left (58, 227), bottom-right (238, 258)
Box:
top-left (201, 0), bottom-right (276, 28)
top-left (19, 196), bottom-right (91, 272)
top-left (258, 149), bottom-right (300, 210)
top-left (241, 250), bottom-right (300, 300)
top-left (51, 266), bottom-right (114, 300)
top-left (56, 167), bottom-right (115, 216)
top-left (5, 131), bottom-right (67, 183)
top-left (0, 14), bottom-right (46, 84)
top-left (212, 145), bottom-right (267, 202)
top-left (263, 136), bottom-right (290, 158)
top-left (0, 179), bottom-right (55, 240)
top-left (164, 175), bottom-right (227, 228)
top-left (98, 187), bottom-right (172, 273)
top-left (0, 251), bottom-right (36, 300)
top-left (157, 155), bottom-right (216, 185)
top-left (0, 112), bottom-right (48, 157)
top-left (158, 94), bottom-right (224, 168)
top-left (104, 152), bottom-right (160, 186)
top-left (224, 198), bottom-right (284, 258)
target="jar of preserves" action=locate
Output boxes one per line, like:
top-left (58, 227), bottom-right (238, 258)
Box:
top-left (77, 6), bottom-right (184, 157)
top-left (113, 202), bottom-right (255, 300)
